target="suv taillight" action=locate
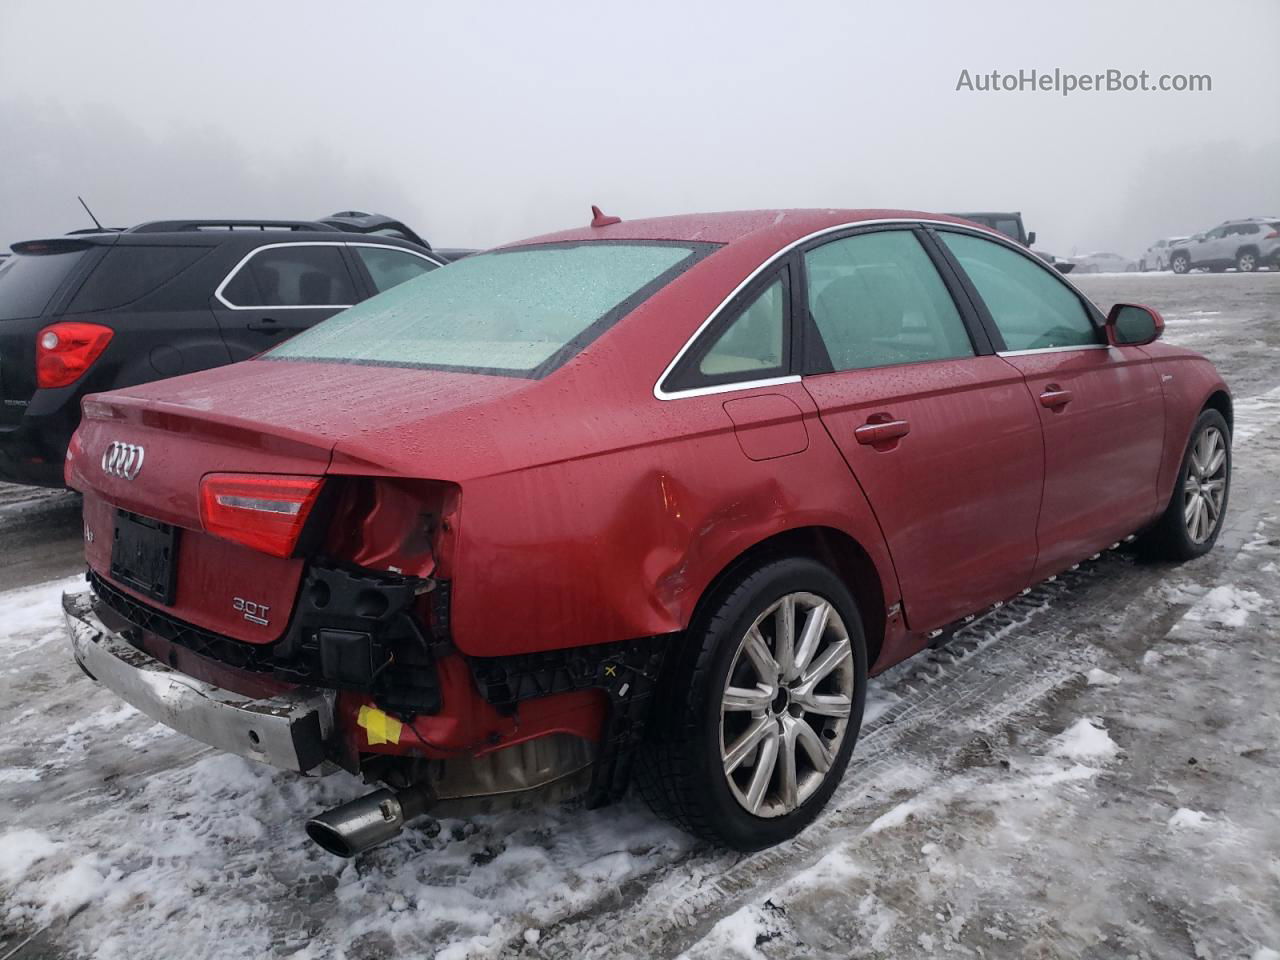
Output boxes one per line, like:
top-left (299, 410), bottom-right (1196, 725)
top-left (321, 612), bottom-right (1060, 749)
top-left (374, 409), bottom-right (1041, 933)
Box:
top-left (1265, 230), bottom-right (1279, 239)
top-left (36, 322), bottom-right (114, 388)
top-left (199, 473), bottom-right (324, 558)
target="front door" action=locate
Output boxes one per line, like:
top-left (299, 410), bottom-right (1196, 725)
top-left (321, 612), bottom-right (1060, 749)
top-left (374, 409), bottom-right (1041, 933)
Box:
top-left (798, 227), bottom-right (1045, 632)
top-left (936, 229), bottom-right (1166, 579)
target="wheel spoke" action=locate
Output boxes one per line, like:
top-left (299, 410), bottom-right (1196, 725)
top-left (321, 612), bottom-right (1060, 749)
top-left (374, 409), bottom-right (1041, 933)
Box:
top-left (773, 597), bottom-right (796, 681)
top-left (742, 626), bottom-right (779, 685)
top-left (744, 725), bottom-right (780, 813)
top-left (790, 716), bottom-right (834, 774)
top-left (791, 601), bottom-right (831, 679)
top-left (1203, 444), bottom-right (1225, 478)
top-left (800, 636), bottom-right (851, 689)
top-left (794, 689), bottom-right (852, 718)
top-left (1184, 493), bottom-right (1198, 525)
top-left (723, 684), bottom-right (772, 714)
top-left (1190, 442), bottom-right (1206, 477)
top-left (724, 715), bottom-right (775, 774)
top-left (777, 722), bottom-right (799, 810)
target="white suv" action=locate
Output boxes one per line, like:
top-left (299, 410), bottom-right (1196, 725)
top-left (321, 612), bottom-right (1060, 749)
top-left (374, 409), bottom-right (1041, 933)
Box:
top-left (1168, 219), bottom-right (1280, 274)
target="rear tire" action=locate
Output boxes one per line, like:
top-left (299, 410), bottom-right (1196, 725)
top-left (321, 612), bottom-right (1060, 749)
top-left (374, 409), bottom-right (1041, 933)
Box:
top-left (636, 556), bottom-right (868, 850)
top-left (1137, 409), bottom-right (1230, 561)
top-left (1236, 250), bottom-right (1257, 273)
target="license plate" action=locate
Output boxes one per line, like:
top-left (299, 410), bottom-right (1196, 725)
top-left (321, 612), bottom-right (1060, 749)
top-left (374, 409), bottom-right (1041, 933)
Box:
top-left (110, 510), bottom-right (179, 605)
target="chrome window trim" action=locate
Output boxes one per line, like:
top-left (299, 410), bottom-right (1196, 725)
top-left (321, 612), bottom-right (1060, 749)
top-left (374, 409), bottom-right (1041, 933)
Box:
top-left (213, 241), bottom-right (443, 311)
top-left (653, 216), bottom-right (1107, 401)
top-left (997, 344), bottom-right (1112, 357)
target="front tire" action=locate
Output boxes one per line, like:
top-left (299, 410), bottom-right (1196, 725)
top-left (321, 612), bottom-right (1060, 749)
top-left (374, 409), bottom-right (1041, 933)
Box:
top-left (1137, 409), bottom-right (1230, 561)
top-left (1171, 252), bottom-right (1190, 274)
top-left (636, 557), bottom-right (868, 850)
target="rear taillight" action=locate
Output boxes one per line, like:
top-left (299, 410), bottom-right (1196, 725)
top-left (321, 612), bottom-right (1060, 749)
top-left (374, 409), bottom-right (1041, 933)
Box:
top-left (1265, 230), bottom-right (1279, 239)
top-left (199, 473), bottom-right (324, 558)
top-left (36, 322), bottom-right (114, 388)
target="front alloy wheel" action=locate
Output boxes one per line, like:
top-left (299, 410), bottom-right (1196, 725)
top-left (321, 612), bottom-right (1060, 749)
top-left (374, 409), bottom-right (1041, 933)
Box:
top-left (1183, 425), bottom-right (1227, 544)
top-left (1171, 253), bottom-right (1190, 274)
top-left (719, 592), bottom-right (854, 818)
top-left (1137, 408), bottom-right (1231, 561)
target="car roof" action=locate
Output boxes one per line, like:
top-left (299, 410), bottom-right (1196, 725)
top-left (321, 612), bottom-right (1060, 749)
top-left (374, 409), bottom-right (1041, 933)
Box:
top-left (505, 208), bottom-right (985, 249)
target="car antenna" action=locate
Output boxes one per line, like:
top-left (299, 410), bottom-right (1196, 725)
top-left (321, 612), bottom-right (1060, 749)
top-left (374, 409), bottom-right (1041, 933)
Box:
top-left (590, 205), bottom-right (621, 227)
top-left (78, 195), bottom-right (105, 231)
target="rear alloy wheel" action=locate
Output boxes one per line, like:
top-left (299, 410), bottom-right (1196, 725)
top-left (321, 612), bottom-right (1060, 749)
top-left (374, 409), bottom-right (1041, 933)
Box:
top-left (719, 592), bottom-right (855, 819)
top-left (636, 557), bottom-right (867, 850)
top-left (1236, 251), bottom-right (1257, 273)
top-left (1171, 253), bottom-right (1190, 274)
top-left (1138, 409), bottom-right (1230, 560)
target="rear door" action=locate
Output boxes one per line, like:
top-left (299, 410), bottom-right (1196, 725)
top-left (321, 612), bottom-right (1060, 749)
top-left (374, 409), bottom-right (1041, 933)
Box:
top-left (798, 226), bottom-right (1045, 632)
top-left (936, 229), bottom-right (1165, 579)
top-left (211, 242), bottom-right (360, 359)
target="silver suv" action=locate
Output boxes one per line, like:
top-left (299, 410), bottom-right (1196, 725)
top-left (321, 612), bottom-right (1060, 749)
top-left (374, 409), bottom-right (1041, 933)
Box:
top-left (1168, 218), bottom-right (1280, 274)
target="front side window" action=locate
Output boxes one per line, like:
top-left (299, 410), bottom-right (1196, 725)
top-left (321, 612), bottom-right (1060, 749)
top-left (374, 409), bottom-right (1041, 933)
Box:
top-left (940, 232), bottom-right (1099, 351)
top-left (267, 241), bottom-right (711, 377)
top-left (220, 245), bottom-right (357, 308)
top-left (805, 230), bottom-right (974, 372)
top-left (355, 245), bottom-right (439, 293)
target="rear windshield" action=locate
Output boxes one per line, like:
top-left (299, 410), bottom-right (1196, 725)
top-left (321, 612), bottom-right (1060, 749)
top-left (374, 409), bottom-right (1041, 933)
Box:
top-left (265, 241), bottom-right (714, 377)
top-left (0, 250), bottom-right (86, 320)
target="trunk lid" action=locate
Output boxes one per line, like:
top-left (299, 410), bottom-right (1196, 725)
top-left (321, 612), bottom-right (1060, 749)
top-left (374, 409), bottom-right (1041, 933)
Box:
top-left (69, 358), bottom-right (528, 642)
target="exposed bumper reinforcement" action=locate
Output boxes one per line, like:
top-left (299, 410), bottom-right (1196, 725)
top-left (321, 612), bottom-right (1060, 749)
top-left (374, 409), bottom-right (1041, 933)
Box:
top-left (63, 589), bottom-right (336, 774)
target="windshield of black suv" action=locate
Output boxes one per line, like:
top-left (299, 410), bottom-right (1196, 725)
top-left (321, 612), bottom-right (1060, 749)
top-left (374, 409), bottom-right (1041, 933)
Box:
top-left (0, 248), bottom-right (86, 320)
top-left (265, 240), bottom-right (716, 378)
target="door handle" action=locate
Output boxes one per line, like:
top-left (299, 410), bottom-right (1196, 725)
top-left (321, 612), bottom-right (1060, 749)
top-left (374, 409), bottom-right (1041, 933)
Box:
top-left (854, 419), bottom-right (911, 445)
top-left (1039, 386), bottom-right (1074, 409)
top-left (247, 318), bottom-right (285, 333)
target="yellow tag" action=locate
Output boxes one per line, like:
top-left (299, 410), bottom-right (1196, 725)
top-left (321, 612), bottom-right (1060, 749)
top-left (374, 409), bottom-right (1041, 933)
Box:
top-left (357, 705), bottom-right (403, 746)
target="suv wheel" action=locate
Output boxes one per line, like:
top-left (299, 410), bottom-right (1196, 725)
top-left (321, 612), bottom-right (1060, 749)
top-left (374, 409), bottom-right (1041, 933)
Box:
top-left (1137, 409), bottom-right (1230, 561)
top-left (636, 557), bottom-right (868, 850)
top-left (1236, 251), bottom-right (1257, 273)
top-left (1171, 252), bottom-right (1190, 274)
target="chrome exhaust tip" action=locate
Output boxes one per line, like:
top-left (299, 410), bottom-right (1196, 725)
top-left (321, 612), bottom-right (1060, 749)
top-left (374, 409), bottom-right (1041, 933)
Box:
top-left (305, 785), bottom-right (435, 858)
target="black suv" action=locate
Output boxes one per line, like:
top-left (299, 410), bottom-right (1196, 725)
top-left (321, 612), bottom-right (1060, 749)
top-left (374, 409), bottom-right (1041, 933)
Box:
top-left (0, 213), bottom-right (453, 487)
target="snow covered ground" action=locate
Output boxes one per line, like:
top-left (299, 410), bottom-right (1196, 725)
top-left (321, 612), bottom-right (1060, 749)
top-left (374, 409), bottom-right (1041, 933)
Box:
top-left (1, 273), bottom-right (1278, 959)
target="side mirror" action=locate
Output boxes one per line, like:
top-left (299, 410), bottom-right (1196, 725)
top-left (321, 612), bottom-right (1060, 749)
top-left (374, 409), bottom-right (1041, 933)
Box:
top-left (1026, 231), bottom-right (1037, 247)
top-left (1107, 303), bottom-right (1164, 346)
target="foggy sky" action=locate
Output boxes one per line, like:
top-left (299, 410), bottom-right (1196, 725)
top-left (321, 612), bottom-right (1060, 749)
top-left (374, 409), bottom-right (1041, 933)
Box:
top-left (1, 0), bottom-right (1277, 258)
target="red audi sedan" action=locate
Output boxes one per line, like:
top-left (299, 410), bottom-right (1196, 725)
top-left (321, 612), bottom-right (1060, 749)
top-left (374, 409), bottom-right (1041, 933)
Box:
top-left (63, 209), bottom-right (1231, 856)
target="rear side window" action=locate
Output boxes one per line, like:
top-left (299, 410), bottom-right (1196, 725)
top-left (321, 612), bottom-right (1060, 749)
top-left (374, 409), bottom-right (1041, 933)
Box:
top-left (805, 230), bottom-right (974, 372)
top-left (0, 249), bottom-right (86, 320)
top-left (68, 245), bottom-right (210, 312)
top-left (219, 245), bottom-right (357, 308)
top-left (940, 232), bottom-right (1099, 351)
top-left (354, 245), bottom-right (438, 293)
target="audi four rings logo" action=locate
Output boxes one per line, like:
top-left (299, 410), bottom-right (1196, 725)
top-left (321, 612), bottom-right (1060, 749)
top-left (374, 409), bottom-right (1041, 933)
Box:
top-left (101, 442), bottom-right (145, 480)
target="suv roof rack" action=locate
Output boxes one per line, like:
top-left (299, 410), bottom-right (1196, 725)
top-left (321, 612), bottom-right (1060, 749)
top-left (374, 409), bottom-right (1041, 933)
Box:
top-left (128, 219), bottom-right (340, 234)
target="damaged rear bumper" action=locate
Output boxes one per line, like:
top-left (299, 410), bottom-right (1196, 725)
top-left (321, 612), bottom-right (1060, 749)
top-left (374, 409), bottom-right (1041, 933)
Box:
top-left (63, 589), bottom-right (336, 774)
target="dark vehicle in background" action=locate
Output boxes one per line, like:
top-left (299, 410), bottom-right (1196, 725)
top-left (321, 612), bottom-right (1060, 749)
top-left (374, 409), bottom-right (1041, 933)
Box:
top-left (1168, 219), bottom-right (1280, 274)
top-left (0, 214), bottom-right (445, 487)
top-left (950, 211), bottom-right (1035, 247)
top-left (949, 212), bottom-right (1073, 273)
